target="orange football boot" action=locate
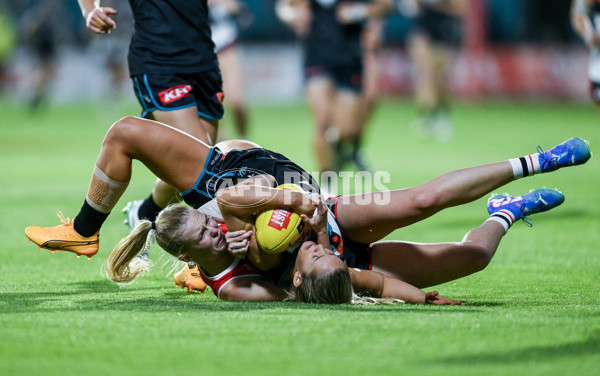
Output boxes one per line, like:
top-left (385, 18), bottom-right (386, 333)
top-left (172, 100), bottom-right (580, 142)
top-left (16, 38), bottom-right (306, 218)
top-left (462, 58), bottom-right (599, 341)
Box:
top-left (174, 262), bottom-right (208, 293)
top-left (25, 212), bottom-right (99, 259)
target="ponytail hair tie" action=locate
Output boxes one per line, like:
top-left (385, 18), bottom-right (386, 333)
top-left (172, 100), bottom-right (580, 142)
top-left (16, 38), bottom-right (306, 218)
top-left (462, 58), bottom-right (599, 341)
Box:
top-left (151, 221), bottom-right (156, 230)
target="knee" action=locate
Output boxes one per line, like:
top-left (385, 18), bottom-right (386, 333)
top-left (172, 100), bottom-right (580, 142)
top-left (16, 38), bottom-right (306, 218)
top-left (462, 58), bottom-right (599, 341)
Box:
top-left (462, 244), bottom-right (493, 273)
top-left (409, 185), bottom-right (450, 214)
top-left (104, 116), bottom-right (142, 147)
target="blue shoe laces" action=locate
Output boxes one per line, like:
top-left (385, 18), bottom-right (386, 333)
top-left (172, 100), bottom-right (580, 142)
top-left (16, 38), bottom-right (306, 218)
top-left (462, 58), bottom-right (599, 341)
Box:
top-left (537, 145), bottom-right (557, 171)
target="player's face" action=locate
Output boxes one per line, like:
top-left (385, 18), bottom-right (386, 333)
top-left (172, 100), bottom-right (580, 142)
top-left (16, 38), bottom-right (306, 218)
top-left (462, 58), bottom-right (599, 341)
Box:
top-left (179, 210), bottom-right (227, 262)
top-left (295, 241), bottom-right (346, 277)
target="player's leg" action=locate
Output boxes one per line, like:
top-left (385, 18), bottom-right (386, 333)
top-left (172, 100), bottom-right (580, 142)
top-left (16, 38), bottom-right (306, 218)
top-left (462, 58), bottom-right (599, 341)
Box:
top-left (25, 116), bottom-right (211, 257)
top-left (152, 106), bottom-right (218, 146)
top-left (589, 81), bottom-right (600, 116)
top-left (408, 33), bottom-right (436, 138)
top-left (219, 46), bottom-right (248, 138)
top-left (131, 107), bottom-right (219, 225)
top-left (370, 222), bottom-right (505, 288)
top-left (336, 138), bottom-right (591, 243)
top-left (337, 161), bottom-right (513, 243)
top-left (349, 20), bottom-right (382, 171)
top-left (429, 45), bottom-right (453, 141)
top-left (306, 74), bottom-right (336, 172)
top-left (370, 188), bottom-right (565, 288)
top-left (129, 69), bottom-right (223, 228)
top-left (333, 89), bottom-right (366, 170)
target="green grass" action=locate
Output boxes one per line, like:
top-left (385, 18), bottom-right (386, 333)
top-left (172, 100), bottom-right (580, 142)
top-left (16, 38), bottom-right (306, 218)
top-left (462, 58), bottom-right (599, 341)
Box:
top-left (1, 98), bottom-right (599, 376)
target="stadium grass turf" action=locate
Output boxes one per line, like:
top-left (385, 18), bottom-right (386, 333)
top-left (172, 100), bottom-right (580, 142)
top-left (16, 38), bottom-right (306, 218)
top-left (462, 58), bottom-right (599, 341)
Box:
top-left (1, 98), bottom-right (599, 376)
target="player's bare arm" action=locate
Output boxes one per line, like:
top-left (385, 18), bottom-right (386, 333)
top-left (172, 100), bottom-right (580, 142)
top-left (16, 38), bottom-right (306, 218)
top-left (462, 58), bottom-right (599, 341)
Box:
top-left (349, 267), bottom-right (464, 304)
top-left (571, 0), bottom-right (600, 47)
top-left (220, 276), bottom-right (288, 301)
top-left (78, 0), bottom-right (118, 35)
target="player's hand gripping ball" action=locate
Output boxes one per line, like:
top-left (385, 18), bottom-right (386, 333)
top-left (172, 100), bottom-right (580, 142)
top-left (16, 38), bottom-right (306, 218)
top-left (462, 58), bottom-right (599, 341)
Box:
top-left (255, 184), bottom-right (308, 254)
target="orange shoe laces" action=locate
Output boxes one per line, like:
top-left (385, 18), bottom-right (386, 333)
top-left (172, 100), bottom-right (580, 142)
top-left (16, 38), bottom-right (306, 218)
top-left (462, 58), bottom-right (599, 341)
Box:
top-left (56, 211), bottom-right (73, 226)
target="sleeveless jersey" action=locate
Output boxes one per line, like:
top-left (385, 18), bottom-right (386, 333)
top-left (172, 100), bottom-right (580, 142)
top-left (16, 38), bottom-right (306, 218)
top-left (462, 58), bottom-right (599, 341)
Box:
top-left (304, 0), bottom-right (367, 68)
top-left (181, 147), bottom-right (320, 208)
top-left (198, 257), bottom-right (263, 299)
top-left (127, 0), bottom-right (217, 75)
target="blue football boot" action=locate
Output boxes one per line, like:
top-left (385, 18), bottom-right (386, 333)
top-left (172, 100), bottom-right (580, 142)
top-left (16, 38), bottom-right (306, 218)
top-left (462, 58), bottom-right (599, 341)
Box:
top-left (487, 188), bottom-right (565, 226)
top-left (538, 137), bottom-right (591, 173)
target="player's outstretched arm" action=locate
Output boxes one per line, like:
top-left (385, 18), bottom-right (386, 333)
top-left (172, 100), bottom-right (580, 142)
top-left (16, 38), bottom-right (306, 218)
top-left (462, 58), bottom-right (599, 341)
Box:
top-left (349, 268), bottom-right (465, 305)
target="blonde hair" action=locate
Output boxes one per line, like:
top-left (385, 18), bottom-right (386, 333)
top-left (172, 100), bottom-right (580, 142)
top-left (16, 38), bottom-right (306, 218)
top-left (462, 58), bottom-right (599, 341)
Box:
top-left (351, 294), bottom-right (405, 305)
top-left (106, 204), bottom-right (193, 284)
top-left (288, 268), bottom-right (353, 304)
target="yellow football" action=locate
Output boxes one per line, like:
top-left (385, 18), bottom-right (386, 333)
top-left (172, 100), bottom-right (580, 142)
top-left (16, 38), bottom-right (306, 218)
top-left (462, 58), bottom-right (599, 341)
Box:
top-left (255, 184), bottom-right (307, 254)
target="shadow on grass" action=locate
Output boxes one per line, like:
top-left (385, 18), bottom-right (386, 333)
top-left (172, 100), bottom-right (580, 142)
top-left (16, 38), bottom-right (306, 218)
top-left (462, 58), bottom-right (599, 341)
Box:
top-left (437, 334), bottom-right (600, 364)
top-left (0, 286), bottom-right (490, 314)
top-left (0, 278), bottom-right (503, 314)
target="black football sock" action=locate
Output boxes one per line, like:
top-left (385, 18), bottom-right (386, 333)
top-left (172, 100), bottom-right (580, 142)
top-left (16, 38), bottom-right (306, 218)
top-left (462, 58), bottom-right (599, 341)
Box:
top-left (137, 193), bottom-right (163, 221)
top-left (73, 200), bottom-right (109, 237)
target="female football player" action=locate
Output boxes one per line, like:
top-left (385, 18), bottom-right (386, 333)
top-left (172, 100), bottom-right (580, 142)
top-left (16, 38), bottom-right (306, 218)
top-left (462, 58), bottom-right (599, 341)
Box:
top-left (78, 0), bottom-right (225, 262)
top-left (24, 116), bottom-right (591, 303)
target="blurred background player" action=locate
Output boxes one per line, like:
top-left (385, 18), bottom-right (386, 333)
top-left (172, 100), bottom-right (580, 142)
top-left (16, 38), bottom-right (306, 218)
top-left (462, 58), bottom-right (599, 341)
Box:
top-left (400, 0), bottom-right (466, 142)
top-left (571, 0), bottom-right (600, 115)
top-left (209, 0), bottom-right (253, 139)
top-left (276, 0), bottom-right (393, 173)
top-left (77, 0), bottom-right (224, 261)
top-left (355, 16), bottom-right (386, 171)
top-left (17, 0), bottom-right (64, 109)
top-left (85, 0), bottom-right (133, 102)
top-left (0, 0), bottom-right (16, 95)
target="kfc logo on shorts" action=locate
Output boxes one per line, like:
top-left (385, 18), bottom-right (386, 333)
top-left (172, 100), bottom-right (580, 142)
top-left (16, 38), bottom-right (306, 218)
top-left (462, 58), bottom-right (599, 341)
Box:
top-left (268, 210), bottom-right (293, 231)
top-left (159, 84), bottom-right (192, 105)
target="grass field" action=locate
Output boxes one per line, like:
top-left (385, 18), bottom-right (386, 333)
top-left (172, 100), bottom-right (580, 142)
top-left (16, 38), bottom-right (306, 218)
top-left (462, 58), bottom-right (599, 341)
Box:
top-left (1, 98), bottom-right (599, 376)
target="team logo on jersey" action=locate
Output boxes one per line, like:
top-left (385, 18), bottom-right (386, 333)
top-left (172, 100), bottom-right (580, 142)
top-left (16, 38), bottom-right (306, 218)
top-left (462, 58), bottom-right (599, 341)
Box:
top-left (158, 84), bottom-right (192, 105)
top-left (216, 92), bottom-right (225, 104)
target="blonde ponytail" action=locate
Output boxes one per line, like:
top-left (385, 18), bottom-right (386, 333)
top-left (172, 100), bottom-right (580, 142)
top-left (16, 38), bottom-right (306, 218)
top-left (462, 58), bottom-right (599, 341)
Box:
top-left (105, 204), bottom-right (194, 285)
top-left (106, 220), bottom-right (154, 284)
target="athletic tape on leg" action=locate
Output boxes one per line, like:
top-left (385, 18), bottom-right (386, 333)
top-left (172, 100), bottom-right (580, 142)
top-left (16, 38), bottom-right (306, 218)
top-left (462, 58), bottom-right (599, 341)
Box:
top-left (86, 165), bottom-right (128, 213)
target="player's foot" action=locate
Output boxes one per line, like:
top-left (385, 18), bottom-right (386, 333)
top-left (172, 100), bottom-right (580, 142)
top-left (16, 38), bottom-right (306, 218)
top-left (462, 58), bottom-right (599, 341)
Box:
top-left (412, 115), bottom-right (434, 140)
top-left (123, 200), bottom-right (143, 231)
top-left (487, 188), bottom-right (565, 226)
top-left (25, 212), bottom-right (99, 258)
top-left (174, 262), bottom-right (208, 293)
top-left (351, 150), bottom-right (371, 172)
top-left (538, 137), bottom-right (591, 173)
top-left (431, 111), bottom-right (453, 143)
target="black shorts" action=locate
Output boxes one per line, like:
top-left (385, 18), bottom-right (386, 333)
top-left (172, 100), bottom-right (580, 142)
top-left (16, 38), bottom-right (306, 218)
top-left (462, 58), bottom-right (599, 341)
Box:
top-left (180, 147), bottom-right (320, 208)
top-left (590, 81), bottom-right (600, 105)
top-left (132, 67), bottom-right (224, 120)
top-left (304, 63), bottom-right (363, 93)
top-left (327, 197), bottom-right (372, 270)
